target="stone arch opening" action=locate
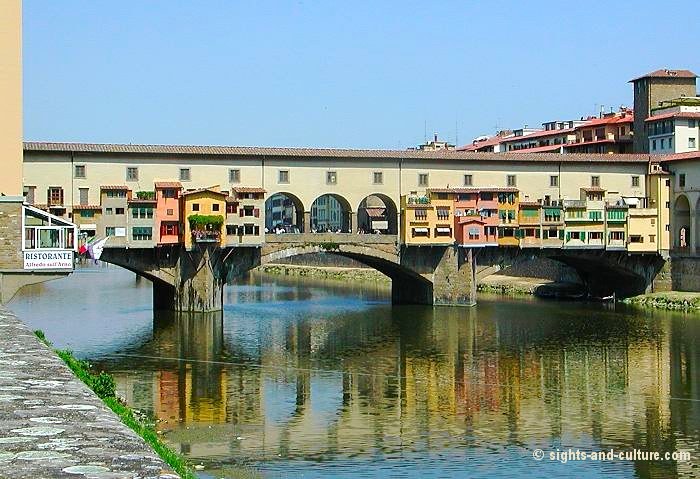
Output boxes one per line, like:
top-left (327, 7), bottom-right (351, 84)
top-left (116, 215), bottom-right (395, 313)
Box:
top-left (674, 195), bottom-right (691, 249)
top-left (265, 192), bottom-right (305, 233)
top-left (310, 194), bottom-right (352, 233)
top-left (357, 194), bottom-right (398, 235)
top-left (260, 244), bottom-right (434, 305)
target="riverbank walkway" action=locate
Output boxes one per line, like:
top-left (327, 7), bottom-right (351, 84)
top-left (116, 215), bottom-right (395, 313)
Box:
top-left (0, 307), bottom-right (179, 478)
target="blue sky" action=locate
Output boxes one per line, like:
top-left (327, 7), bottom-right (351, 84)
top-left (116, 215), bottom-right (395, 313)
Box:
top-left (23, 0), bottom-right (700, 149)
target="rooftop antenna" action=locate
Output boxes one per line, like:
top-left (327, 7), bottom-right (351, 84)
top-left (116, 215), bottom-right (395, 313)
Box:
top-left (455, 118), bottom-right (459, 146)
top-left (424, 120), bottom-right (427, 143)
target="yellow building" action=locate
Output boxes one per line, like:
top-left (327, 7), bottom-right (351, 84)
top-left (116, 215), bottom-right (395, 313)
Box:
top-left (181, 186), bottom-right (226, 251)
top-left (0, 0), bottom-right (22, 196)
top-left (496, 188), bottom-right (519, 247)
top-left (628, 208), bottom-right (660, 252)
top-left (646, 164), bottom-right (671, 253)
top-left (517, 201), bottom-right (541, 248)
top-left (72, 205), bottom-right (102, 245)
top-left (606, 205), bottom-right (628, 250)
top-left (400, 191), bottom-right (454, 245)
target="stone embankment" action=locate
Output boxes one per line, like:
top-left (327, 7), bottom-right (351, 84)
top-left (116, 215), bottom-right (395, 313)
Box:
top-left (622, 291), bottom-right (700, 311)
top-left (257, 264), bottom-right (390, 283)
top-left (0, 307), bottom-right (179, 478)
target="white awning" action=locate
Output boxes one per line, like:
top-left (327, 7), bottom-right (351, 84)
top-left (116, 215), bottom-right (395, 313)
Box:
top-left (622, 197), bottom-right (639, 206)
top-left (413, 227), bottom-right (429, 233)
top-left (79, 224), bottom-right (97, 231)
top-left (436, 227), bottom-right (452, 233)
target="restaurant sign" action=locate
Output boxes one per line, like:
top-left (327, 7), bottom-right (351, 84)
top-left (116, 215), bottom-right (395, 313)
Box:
top-left (24, 250), bottom-right (74, 270)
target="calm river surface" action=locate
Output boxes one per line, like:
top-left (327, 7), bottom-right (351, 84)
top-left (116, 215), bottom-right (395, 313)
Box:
top-left (8, 265), bottom-right (700, 478)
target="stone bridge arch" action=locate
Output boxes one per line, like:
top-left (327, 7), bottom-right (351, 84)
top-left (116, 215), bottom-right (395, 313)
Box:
top-left (674, 194), bottom-right (691, 249)
top-left (473, 247), bottom-right (666, 297)
top-left (259, 237), bottom-right (436, 304)
top-left (97, 239), bottom-right (477, 312)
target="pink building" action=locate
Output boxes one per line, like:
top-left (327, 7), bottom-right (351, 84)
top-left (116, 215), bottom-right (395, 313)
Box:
top-left (154, 181), bottom-right (182, 245)
top-left (452, 189), bottom-right (499, 246)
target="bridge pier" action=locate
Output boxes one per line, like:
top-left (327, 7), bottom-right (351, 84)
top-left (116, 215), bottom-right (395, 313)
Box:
top-left (396, 245), bottom-right (476, 306)
top-left (149, 245), bottom-right (227, 312)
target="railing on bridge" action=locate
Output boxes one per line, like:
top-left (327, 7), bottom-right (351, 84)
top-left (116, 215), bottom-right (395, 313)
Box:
top-left (264, 233), bottom-right (398, 244)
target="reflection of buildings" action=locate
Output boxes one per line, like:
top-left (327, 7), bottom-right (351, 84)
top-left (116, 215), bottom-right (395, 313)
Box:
top-left (107, 302), bottom-right (699, 473)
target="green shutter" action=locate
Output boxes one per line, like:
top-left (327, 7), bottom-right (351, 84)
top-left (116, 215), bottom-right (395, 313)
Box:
top-left (559, 230), bottom-right (564, 240)
top-left (565, 231), bottom-right (571, 242)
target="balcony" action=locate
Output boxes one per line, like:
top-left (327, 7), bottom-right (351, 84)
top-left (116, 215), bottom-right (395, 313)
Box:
top-left (192, 230), bottom-right (221, 243)
top-left (563, 200), bottom-right (586, 208)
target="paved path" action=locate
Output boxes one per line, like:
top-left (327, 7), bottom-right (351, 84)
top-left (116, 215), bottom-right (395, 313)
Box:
top-left (0, 307), bottom-right (180, 478)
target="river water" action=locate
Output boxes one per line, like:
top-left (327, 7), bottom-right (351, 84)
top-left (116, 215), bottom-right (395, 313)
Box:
top-left (8, 265), bottom-right (700, 478)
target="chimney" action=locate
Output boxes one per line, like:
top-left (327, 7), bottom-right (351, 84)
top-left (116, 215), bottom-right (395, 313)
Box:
top-left (434, 133), bottom-right (438, 142)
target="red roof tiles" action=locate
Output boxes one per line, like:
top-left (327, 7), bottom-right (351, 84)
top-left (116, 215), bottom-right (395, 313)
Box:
top-left (629, 69), bottom-right (698, 82)
top-left (499, 128), bottom-right (575, 143)
top-left (428, 187), bottom-right (519, 193)
top-left (100, 185), bottom-right (128, 191)
top-left (659, 151), bottom-right (700, 162)
top-left (645, 111), bottom-right (700, 122)
top-left (181, 187), bottom-right (227, 197)
top-left (72, 205), bottom-right (102, 210)
top-left (154, 181), bottom-right (182, 189)
top-left (23, 142), bottom-right (653, 163)
top-left (232, 187), bottom-right (266, 194)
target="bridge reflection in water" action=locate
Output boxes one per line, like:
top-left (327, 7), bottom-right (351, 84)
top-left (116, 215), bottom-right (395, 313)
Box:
top-left (94, 278), bottom-right (700, 478)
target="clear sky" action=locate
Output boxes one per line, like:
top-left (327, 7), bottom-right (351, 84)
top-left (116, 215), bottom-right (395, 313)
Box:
top-left (23, 0), bottom-right (700, 149)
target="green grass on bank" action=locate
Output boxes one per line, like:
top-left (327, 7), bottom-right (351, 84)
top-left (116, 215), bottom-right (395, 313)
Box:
top-left (622, 291), bottom-right (700, 311)
top-left (33, 330), bottom-right (197, 479)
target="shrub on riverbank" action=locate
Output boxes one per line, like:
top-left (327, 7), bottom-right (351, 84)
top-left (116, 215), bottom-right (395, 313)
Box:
top-left (33, 330), bottom-right (196, 479)
top-left (622, 292), bottom-right (700, 311)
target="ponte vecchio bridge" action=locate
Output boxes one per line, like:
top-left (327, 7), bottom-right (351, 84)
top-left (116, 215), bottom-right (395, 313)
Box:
top-left (23, 142), bottom-right (671, 311)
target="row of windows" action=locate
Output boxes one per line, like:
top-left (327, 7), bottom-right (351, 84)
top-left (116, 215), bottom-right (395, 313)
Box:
top-left (74, 165), bottom-right (644, 190)
top-left (651, 137), bottom-right (697, 151)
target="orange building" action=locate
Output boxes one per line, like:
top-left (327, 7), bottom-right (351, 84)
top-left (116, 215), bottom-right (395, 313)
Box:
top-left (154, 181), bottom-right (182, 245)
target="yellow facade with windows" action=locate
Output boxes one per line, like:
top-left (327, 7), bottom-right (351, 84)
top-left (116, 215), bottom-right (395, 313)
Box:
top-left (496, 189), bottom-right (519, 247)
top-left (400, 192), bottom-right (454, 246)
top-left (181, 187), bottom-right (226, 251)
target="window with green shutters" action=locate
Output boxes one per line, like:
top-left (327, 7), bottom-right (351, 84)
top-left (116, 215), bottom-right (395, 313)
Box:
top-left (132, 227), bottom-right (152, 241)
top-left (521, 209), bottom-right (539, 218)
top-left (607, 210), bottom-right (626, 221)
top-left (589, 211), bottom-right (602, 221)
top-left (544, 208), bottom-right (561, 222)
top-left (132, 207), bottom-right (154, 219)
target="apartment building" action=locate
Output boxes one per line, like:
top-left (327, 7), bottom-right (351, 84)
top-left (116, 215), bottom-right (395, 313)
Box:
top-left (646, 97), bottom-right (700, 154)
top-left (566, 109), bottom-right (634, 154)
top-left (631, 69), bottom-right (698, 153)
top-left (400, 192), bottom-right (454, 246)
top-left (225, 187), bottom-right (265, 246)
top-left (461, 110), bottom-right (633, 155)
top-left (98, 186), bottom-right (130, 247)
top-left (128, 196), bottom-right (156, 248)
top-left (181, 187), bottom-right (226, 251)
top-left (154, 181), bottom-right (182, 245)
